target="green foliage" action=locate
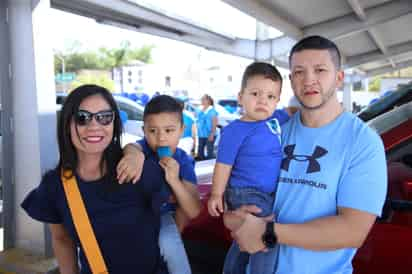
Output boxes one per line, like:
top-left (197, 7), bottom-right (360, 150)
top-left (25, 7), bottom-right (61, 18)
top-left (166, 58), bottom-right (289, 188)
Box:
top-left (70, 74), bottom-right (115, 92)
top-left (54, 40), bottom-right (154, 73)
top-left (368, 76), bottom-right (381, 92)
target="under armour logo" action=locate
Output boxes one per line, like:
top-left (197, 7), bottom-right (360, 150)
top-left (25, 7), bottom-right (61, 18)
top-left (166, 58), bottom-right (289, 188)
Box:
top-left (281, 145), bottom-right (328, 173)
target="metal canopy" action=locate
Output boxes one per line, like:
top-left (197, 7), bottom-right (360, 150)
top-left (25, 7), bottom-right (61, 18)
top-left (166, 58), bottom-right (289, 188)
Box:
top-left (223, 0), bottom-right (412, 76)
top-left (50, 0), bottom-right (412, 76)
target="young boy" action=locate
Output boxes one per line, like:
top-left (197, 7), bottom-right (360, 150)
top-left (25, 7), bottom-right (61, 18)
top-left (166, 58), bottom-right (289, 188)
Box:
top-left (207, 62), bottom-right (284, 274)
top-left (122, 95), bottom-right (201, 274)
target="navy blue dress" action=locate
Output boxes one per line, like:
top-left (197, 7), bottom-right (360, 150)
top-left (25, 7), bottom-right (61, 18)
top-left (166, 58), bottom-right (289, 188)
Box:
top-left (21, 159), bottom-right (168, 274)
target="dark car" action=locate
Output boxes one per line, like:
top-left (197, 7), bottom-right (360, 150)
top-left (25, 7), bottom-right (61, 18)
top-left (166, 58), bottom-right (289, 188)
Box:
top-left (183, 102), bottom-right (412, 274)
top-left (358, 82), bottom-right (412, 122)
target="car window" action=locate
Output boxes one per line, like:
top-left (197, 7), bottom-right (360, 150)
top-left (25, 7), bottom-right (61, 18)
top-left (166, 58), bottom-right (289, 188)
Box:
top-left (56, 95), bottom-right (67, 105)
top-left (117, 101), bottom-right (143, 121)
top-left (218, 99), bottom-right (238, 108)
top-left (358, 85), bottom-right (412, 121)
top-left (368, 102), bottom-right (412, 135)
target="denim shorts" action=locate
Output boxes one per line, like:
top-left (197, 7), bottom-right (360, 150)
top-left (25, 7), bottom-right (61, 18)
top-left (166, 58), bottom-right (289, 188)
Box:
top-left (225, 186), bottom-right (275, 217)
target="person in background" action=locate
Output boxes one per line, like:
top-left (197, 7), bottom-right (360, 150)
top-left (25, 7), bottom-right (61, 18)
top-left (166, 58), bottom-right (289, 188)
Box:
top-left (21, 84), bottom-right (167, 274)
top-left (178, 99), bottom-right (198, 157)
top-left (224, 35), bottom-right (387, 274)
top-left (197, 94), bottom-right (218, 160)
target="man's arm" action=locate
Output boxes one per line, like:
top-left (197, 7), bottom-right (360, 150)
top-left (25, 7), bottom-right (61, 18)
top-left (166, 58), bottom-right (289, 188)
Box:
top-left (49, 224), bottom-right (79, 274)
top-left (229, 206), bottom-right (376, 253)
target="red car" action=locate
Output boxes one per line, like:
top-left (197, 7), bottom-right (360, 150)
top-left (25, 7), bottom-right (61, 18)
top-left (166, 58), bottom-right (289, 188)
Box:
top-left (183, 102), bottom-right (412, 274)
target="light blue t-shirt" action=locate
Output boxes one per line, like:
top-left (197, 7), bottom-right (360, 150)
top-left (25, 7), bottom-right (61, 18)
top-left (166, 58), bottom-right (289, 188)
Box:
top-left (217, 117), bottom-right (282, 193)
top-left (182, 112), bottom-right (195, 138)
top-left (197, 107), bottom-right (218, 138)
top-left (273, 111), bottom-right (387, 274)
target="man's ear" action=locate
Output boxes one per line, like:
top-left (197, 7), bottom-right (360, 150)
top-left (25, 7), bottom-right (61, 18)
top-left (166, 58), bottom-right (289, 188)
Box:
top-left (336, 70), bottom-right (344, 89)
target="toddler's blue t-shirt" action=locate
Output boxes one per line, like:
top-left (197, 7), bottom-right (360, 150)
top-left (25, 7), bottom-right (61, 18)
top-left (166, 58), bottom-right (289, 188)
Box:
top-left (217, 117), bottom-right (282, 193)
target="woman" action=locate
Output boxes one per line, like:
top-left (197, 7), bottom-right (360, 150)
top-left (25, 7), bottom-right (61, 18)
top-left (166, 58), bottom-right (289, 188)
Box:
top-left (196, 94), bottom-right (218, 160)
top-left (21, 85), bottom-right (167, 274)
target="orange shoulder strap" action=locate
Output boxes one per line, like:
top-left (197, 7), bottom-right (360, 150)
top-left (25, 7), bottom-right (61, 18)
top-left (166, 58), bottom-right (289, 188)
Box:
top-left (61, 169), bottom-right (108, 274)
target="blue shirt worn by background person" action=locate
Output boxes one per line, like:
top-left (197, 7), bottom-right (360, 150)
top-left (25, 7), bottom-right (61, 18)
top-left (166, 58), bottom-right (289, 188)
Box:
top-left (273, 111), bottom-right (387, 274)
top-left (217, 117), bottom-right (282, 193)
top-left (197, 107), bottom-right (218, 138)
top-left (21, 160), bottom-right (168, 274)
top-left (182, 112), bottom-right (195, 138)
top-left (138, 138), bottom-right (197, 214)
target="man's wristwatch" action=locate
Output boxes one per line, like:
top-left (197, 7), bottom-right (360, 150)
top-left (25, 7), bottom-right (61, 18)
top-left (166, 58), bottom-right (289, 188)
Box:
top-left (262, 221), bottom-right (277, 248)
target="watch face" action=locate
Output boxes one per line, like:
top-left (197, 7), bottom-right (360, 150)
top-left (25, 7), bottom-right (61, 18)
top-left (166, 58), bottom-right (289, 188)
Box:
top-left (262, 222), bottom-right (277, 248)
top-left (263, 233), bottom-right (277, 248)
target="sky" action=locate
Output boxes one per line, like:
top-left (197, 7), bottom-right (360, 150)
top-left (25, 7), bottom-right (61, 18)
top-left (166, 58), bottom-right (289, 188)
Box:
top-left (48, 1), bottom-right (259, 70)
top-left (47, 0), bottom-right (293, 102)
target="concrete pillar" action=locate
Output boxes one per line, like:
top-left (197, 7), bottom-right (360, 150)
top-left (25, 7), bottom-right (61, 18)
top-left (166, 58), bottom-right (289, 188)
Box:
top-left (8, 0), bottom-right (57, 256)
top-left (343, 74), bottom-right (353, 112)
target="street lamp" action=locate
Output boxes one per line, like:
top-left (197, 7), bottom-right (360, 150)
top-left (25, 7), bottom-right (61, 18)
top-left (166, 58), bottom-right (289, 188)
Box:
top-left (54, 51), bottom-right (66, 92)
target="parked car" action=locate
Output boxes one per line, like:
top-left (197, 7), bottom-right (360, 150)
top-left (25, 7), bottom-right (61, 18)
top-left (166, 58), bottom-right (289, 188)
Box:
top-left (184, 100), bottom-right (239, 129)
top-left (216, 97), bottom-right (239, 114)
top-left (358, 82), bottom-right (412, 122)
top-left (183, 102), bottom-right (412, 274)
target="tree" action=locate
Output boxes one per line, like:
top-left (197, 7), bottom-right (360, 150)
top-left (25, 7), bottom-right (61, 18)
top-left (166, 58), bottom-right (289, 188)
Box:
top-left (70, 74), bottom-right (115, 92)
top-left (54, 40), bottom-right (154, 73)
top-left (368, 76), bottom-right (381, 92)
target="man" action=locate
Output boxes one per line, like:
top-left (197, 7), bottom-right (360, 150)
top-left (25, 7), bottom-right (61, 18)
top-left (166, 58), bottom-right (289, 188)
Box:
top-left (224, 35), bottom-right (387, 274)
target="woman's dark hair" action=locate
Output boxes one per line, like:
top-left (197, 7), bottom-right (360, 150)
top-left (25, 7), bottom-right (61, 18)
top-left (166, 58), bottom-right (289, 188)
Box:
top-left (241, 62), bottom-right (283, 90)
top-left (289, 35), bottom-right (342, 69)
top-left (57, 84), bottom-right (123, 185)
top-left (202, 94), bottom-right (214, 106)
top-left (143, 95), bottom-right (183, 125)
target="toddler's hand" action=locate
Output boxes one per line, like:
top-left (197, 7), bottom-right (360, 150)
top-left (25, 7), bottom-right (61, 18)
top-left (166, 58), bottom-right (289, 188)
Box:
top-left (208, 194), bottom-right (224, 217)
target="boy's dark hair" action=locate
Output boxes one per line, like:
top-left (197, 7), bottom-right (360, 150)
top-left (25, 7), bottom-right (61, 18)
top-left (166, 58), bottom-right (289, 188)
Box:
top-left (144, 95), bottom-right (183, 124)
top-left (241, 62), bottom-right (283, 91)
top-left (289, 35), bottom-right (342, 69)
top-left (58, 84), bottom-right (123, 186)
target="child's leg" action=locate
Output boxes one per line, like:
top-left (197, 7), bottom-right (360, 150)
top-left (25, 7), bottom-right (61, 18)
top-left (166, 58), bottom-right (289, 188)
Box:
top-left (222, 241), bottom-right (249, 274)
top-left (249, 247), bottom-right (277, 274)
top-left (159, 212), bottom-right (191, 274)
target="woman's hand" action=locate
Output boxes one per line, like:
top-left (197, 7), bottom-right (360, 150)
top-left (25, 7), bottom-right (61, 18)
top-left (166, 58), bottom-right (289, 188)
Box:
top-left (117, 144), bottom-right (145, 184)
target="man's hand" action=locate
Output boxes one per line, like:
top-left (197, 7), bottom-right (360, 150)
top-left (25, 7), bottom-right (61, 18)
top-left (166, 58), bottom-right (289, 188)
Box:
top-left (117, 144), bottom-right (145, 184)
top-left (207, 194), bottom-right (224, 217)
top-left (208, 134), bottom-right (214, 142)
top-left (159, 157), bottom-right (180, 185)
top-left (224, 205), bottom-right (273, 254)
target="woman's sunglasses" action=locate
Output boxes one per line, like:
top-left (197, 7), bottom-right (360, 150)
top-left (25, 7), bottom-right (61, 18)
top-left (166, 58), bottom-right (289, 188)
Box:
top-left (74, 110), bottom-right (114, 126)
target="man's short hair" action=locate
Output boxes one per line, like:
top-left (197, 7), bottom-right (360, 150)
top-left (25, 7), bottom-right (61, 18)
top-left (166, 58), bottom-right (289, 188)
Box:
top-left (289, 35), bottom-right (342, 69)
top-left (143, 95), bottom-right (183, 124)
top-left (241, 62), bottom-right (283, 90)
